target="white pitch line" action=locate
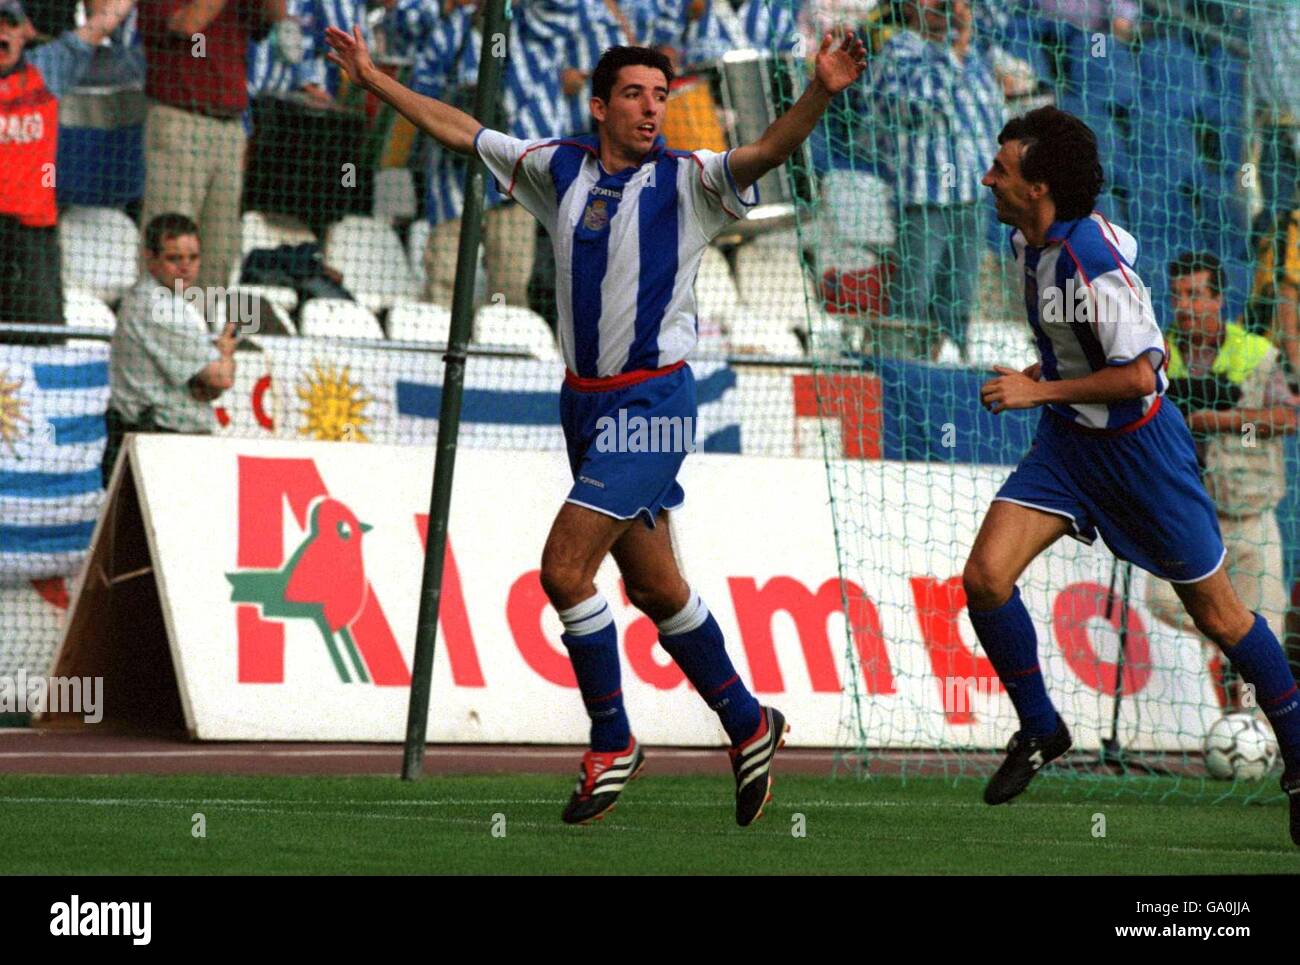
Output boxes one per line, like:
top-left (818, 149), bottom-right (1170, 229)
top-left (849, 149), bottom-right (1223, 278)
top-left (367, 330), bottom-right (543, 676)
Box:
top-left (0, 747), bottom-right (782, 760)
top-left (0, 798), bottom-right (1289, 857)
top-left (0, 795), bottom-right (1273, 812)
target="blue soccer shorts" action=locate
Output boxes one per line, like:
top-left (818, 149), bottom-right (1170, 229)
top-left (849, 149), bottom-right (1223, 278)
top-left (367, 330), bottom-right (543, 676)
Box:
top-left (559, 362), bottom-right (697, 528)
top-left (994, 398), bottom-right (1226, 583)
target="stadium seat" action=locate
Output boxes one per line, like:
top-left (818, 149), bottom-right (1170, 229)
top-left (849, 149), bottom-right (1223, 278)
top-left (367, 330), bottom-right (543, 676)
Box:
top-left (60, 205), bottom-right (139, 304)
top-left (472, 303), bottom-right (560, 361)
top-left (1080, 35), bottom-right (1138, 108)
top-left (232, 283), bottom-right (298, 313)
top-left (298, 298), bottom-right (384, 340)
top-left (1202, 41), bottom-right (1248, 126)
top-left (1138, 37), bottom-right (1206, 120)
top-left (239, 211), bottom-right (317, 257)
top-left (388, 301), bottom-right (452, 344)
top-left (737, 247), bottom-right (812, 328)
top-left (1130, 109), bottom-right (1199, 190)
top-left (407, 219), bottom-right (430, 296)
top-left (63, 289), bottom-right (116, 333)
top-left (372, 168), bottom-right (418, 223)
top-left (804, 307), bottom-right (857, 358)
top-left (695, 246), bottom-right (742, 330)
top-left (221, 287), bottom-right (298, 336)
top-left (724, 306), bottom-right (805, 358)
top-left (324, 215), bottom-right (420, 313)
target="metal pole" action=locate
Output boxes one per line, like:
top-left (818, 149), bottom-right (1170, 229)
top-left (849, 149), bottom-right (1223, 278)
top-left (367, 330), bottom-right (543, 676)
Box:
top-left (401, 0), bottom-right (509, 780)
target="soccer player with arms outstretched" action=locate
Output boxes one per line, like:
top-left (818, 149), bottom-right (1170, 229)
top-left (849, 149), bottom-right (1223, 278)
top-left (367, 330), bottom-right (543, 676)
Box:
top-left (326, 25), bottom-right (866, 826)
top-left (969, 106), bottom-right (1300, 845)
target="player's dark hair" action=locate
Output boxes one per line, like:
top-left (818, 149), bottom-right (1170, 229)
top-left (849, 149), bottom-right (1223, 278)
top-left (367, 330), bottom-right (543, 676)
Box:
top-left (590, 46), bottom-right (674, 105)
top-left (144, 212), bottom-right (200, 256)
top-left (997, 106), bottom-right (1105, 221)
top-left (1168, 250), bottom-right (1225, 297)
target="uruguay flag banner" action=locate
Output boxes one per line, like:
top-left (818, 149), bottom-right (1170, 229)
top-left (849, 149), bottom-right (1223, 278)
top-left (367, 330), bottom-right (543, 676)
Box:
top-left (0, 344), bottom-right (109, 583)
top-left (260, 337), bottom-right (744, 454)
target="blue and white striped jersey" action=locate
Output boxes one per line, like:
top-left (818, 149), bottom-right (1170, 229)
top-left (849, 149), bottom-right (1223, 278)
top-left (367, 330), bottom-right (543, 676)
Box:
top-left (867, 28), bottom-right (1004, 206)
top-left (247, 0), bottom-right (366, 99)
top-left (475, 129), bottom-right (758, 376)
top-left (1012, 213), bottom-right (1168, 431)
top-left (247, 0), bottom-right (310, 99)
top-left (674, 0), bottom-right (744, 65)
top-left (389, 0), bottom-right (573, 225)
top-left (557, 0), bottom-right (676, 136)
top-left (740, 0), bottom-right (803, 54)
top-left (667, 0), bottom-right (802, 65)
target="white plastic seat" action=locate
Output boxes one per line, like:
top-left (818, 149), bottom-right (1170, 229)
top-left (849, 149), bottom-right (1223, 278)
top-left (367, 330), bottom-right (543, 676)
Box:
top-left (407, 219), bottom-right (430, 296)
top-left (240, 211), bottom-right (316, 256)
top-left (724, 306), bottom-right (805, 358)
top-left (472, 303), bottom-right (559, 360)
top-left (818, 169), bottom-right (896, 249)
top-left (324, 214), bottom-right (419, 312)
top-left (63, 289), bottom-right (116, 333)
top-left (695, 247), bottom-right (741, 324)
top-left (804, 308), bottom-right (856, 358)
top-left (231, 283), bottom-right (298, 312)
top-left (299, 298), bottom-right (383, 340)
top-left (737, 247), bottom-right (811, 327)
top-left (373, 168), bottom-right (417, 222)
top-left (388, 301), bottom-right (452, 343)
top-left (215, 288), bottom-right (297, 336)
top-left (60, 206), bottom-right (139, 303)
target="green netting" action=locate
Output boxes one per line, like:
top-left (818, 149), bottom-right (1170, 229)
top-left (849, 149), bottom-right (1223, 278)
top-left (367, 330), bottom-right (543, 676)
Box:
top-left (0, 0), bottom-right (1296, 802)
top-left (778, 1), bottom-right (1300, 798)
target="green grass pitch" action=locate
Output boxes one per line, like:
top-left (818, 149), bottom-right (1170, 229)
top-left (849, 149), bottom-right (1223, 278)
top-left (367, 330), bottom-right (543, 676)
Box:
top-left (0, 773), bottom-right (1295, 874)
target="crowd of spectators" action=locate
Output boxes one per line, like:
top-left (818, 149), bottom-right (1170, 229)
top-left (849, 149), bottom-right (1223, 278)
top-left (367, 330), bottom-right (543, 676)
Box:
top-left (0, 0), bottom-right (1297, 390)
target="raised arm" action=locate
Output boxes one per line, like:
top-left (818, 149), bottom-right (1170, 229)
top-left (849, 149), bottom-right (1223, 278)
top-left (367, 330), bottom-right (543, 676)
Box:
top-left (325, 25), bottom-right (481, 154)
top-left (726, 31), bottom-right (865, 192)
top-left (77, 0), bottom-right (137, 45)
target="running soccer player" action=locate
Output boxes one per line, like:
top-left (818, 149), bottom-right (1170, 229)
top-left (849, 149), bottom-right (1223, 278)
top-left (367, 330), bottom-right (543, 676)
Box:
top-left (325, 25), bottom-right (866, 826)
top-left (969, 106), bottom-right (1300, 845)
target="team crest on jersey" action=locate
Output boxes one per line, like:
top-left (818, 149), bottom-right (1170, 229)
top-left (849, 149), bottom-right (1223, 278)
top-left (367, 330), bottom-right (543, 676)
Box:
top-left (583, 198), bottom-right (610, 231)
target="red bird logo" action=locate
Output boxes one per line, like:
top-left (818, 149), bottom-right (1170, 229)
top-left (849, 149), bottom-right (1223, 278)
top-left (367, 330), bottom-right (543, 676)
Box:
top-left (226, 497), bottom-right (375, 683)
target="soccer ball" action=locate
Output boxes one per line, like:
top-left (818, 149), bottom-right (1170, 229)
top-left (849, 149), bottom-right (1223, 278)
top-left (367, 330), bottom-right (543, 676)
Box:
top-left (1202, 713), bottom-right (1278, 781)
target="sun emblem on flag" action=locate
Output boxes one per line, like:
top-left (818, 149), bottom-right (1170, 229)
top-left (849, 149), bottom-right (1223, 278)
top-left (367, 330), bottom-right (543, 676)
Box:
top-left (297, 362), bottom-right (372, 442)
top-left (0, 368), bottom-right (29, 454)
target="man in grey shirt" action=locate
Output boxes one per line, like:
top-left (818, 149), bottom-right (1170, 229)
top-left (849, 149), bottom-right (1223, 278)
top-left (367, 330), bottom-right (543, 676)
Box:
top-left (103, 212), bottom-right (236, 484)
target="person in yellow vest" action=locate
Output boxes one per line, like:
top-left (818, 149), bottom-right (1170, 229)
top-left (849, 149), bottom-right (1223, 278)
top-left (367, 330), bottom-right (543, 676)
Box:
top-left (1147, 251), bottom-right (1299, 704)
